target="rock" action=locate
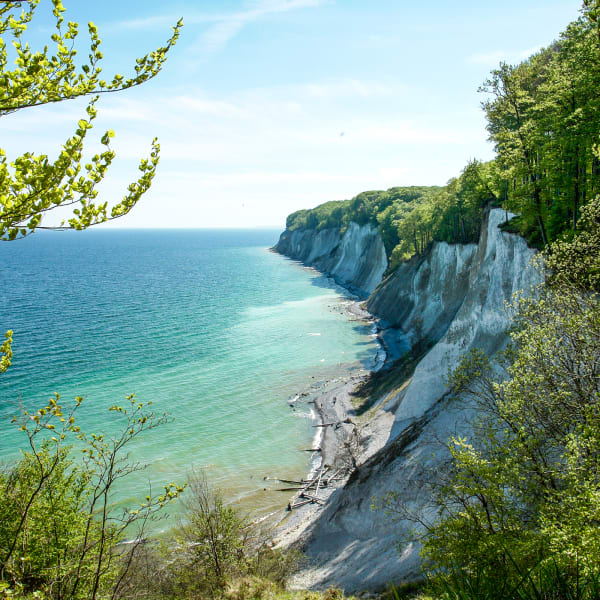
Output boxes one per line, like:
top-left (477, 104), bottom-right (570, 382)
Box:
top-left (367, 241), bottom-right (477, 347)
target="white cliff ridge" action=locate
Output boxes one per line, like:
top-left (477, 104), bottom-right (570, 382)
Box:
top-left (275, 222), bottom-right (388, 296)
top-left (274, 208), bottom-right (541, 591)
top-left (393, 208), bottom-right (540, 423)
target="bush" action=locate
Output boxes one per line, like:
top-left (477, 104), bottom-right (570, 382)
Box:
top-left (116, 471), bottom-right (302, 599)
top-left (0, 395), bottom-right (184, 600)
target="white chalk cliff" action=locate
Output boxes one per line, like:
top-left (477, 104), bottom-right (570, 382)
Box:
top-left (275, 222), bottom-right (388, 296)
top-left (274, 207), bottom-right (541, 591)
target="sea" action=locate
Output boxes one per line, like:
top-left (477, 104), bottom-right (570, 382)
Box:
top-left (0, 229), bottom-right (379, 525)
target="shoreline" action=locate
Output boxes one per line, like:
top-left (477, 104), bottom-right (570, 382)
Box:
top-left (261, 265), bottom-right (390, 548)
top-left (131, 259), bottom-right (386, 542)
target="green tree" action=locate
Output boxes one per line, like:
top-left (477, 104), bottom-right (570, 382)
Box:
top-left (546, 193), bottom-right (600, 291)
top-left (176, 474), bottom-right (249, 597)
top-left (583, 0), bottom-right (600, 45)
top-left (0, 0), bottom-right (181, 383)
top-left (481, 56), bottom-right (551, 246)
top-left (480, 12), bottom-right (600, 246)
top-left (395, 199), bottom-right (600, 597)
top-left (114, 471), bottom-right (301, 600)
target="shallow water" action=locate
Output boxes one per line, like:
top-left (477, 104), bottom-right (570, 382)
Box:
top-left (0, 229), bottom-right (379, 523)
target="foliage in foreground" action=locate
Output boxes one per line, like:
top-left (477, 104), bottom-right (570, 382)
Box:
top-left (0, 395), bottom-right (185, 600)
top-left (116, 473), bottom-right (302, 600)
top-left (0, 0), bottom-right (181, 242)
top-left (0, 418), bottom-right (411, 600)
top-left (0, 407), bottom-right (299, 600)
top-left (387, 197), bottom-right (600, 599)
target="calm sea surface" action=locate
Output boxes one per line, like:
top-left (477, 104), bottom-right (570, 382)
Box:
top-left (0, 229), bottom-right (378, 522)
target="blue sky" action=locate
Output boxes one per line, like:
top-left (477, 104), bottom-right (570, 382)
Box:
top-left (0, 0), bottom-right (583, 228)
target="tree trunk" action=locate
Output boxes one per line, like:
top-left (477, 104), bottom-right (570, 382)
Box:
top-left (573, 146), bottom-right (580, 231)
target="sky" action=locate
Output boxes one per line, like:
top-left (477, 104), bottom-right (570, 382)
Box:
top-left (0, 0), bottom-right (584, 228)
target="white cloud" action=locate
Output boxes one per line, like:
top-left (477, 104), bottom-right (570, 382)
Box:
top-left (192, 0), bottom-right (329, 56)
top-left (115, 11), bottom-right (235, 30)
top-left (174, 96), bottom-right (247, 118)
top-left (0, 81), bottom-right (481, 165)
top-left (301, 79), bottom-right (400, 99)
top-left (117, 0), bottom-right (327, 30)
top-left (377, 166), bottom-right (417, 180)
top-left (116, 0), bottom-right (329, 57)
top-left (0, 72), bottom-right (491, 229)
top-left (160, 169), bottom-right (369, 186)
top-left (350, 121), bottom-right (481, 146)
top-left (196, 16), bottom-right (247, 54)
top-left (115, 14), bottom-right (191, 30)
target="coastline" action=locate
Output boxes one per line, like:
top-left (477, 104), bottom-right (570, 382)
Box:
top-left (261, 265), bottom-right (392, 549)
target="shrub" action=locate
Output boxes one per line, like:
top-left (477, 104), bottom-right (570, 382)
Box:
top-left (0, 395), bottom-right (184, 600)
top-left (115, 471), bottom-right (301, 599)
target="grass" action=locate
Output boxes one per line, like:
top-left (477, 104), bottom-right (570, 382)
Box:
top-left (213, 576), bottom-right (436, 600)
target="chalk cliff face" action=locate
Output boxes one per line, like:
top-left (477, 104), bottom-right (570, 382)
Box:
top-left (367, 241), bottom-right (477, 348)
top-left (274, 222), bottom-right (388, 296)
top-left (393, 208), bottom-right (540, 423)
top-left (277, 208), bottom-right (542, 591)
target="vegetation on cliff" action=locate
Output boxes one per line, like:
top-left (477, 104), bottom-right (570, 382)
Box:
top-left (285, 5), bottom-right (600, 269)
top-left (390, 194), bottom-right (600, 600)
top-left (284, 163), bottom-right (496, 270)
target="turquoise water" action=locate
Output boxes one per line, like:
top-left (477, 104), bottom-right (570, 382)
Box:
top-left (0, 229), bottom-right (378, 519)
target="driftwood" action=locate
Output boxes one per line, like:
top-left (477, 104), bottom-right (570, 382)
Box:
top-left (300, 493), bottom-right (326, 505)
top-left (285, 466), bottom-right (329, 510)
top-left (281, 463), bottom-right (353, 512)
top-left (324, 467), bottom-right (343, 485)
top-left (288, 498), bottom-right (312, 510)
top-left (314, 468), bottom-right (324, 496)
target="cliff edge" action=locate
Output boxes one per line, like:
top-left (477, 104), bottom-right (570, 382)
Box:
top-left (274, 222), bottom-right (387, 296)
top-left (274, 208), bottom-right (541, 591)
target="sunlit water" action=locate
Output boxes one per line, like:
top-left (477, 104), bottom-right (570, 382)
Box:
top-left (0, 229), bottom-right (378, 525)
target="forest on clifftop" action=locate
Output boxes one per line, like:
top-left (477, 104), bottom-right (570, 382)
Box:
top-left (287, 6), bottom-right (600, 272)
